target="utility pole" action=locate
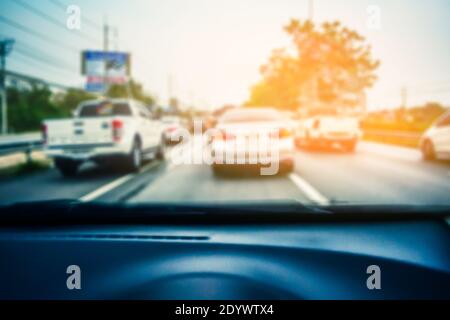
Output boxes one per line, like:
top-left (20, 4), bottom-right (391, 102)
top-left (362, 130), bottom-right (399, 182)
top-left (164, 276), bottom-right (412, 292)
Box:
top-left (112, 27), bottom-right (119, 51)
top-left (359, 90), bottom-right (367, 116)
top-left (309, 0), bottom-right (318, 114)
top-left (401, 86), bottom-right (407, 108)
top-left (298, 0), bottom-right (316, 116)
top-left (308, 0), bottom-right (314, 21)
top-left (0, 39), bottom-right (14, 135)
top-left (167, 74), bottom-right (174, 106)
top-left (103, 16), bottom-right (109, 96)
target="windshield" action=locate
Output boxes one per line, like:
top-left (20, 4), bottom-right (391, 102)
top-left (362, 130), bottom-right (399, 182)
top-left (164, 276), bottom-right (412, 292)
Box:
top-left (0, 0), bottom-right (449, 210)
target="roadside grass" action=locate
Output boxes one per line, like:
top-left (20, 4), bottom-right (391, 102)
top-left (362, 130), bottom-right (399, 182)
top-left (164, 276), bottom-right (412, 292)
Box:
top-left (0, 154), bottom-right (52, 178)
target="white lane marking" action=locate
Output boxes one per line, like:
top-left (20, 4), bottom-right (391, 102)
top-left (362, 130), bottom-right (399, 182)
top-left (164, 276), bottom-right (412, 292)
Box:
top-left (79, 162), bottom-right (159, 202)
top-left (288, 173), bottom-right (329, 205)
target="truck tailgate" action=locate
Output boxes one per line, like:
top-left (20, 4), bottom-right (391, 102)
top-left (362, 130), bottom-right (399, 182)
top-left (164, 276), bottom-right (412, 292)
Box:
top-left (45, 118), bottom-right (115, 146)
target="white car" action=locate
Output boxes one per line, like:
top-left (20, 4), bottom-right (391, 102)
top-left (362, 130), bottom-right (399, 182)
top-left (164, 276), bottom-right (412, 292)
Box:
top-left (43, 99), bottom-right (165, 176)
top-left (295, 116), bottom-right (361, 152)
top-left (210, 108), bottom-right (295, 174)
top-left (161, 116), bottom-right (185, 144)
top-left (420, 110), bottom-right (450, 160)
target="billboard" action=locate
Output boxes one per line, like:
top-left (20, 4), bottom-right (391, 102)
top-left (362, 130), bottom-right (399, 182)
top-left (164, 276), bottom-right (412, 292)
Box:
top-left (81, 51), bottom-right (131, 92)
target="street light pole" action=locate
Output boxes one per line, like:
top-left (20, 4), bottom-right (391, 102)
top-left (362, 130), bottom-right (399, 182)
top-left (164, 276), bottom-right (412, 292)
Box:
top-left (0, 51), bottom-right (6, 135)
top-left (401, 86), bottom-right (408, 109)
top-left (103, 16), bottom-right (109, 97)
top-left (308, 0), bottom-right (314, 21)
top-left (308, 0), bottom-right (317, 114)
top-left (0, 39), bottom-right (14, 135)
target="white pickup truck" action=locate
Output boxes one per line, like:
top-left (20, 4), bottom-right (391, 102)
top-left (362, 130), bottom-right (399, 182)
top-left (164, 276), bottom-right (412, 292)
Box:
top-left (43, 99), bottom-right (165, 176)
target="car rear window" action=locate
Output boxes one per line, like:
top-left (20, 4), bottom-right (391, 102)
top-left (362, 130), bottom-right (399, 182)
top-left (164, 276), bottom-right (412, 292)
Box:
top-left (220, 109), bottom-right (285, 123)
top-left (162, 117), bottom-right (181, 124)
top-left (78, 102), bottom-right (132, 117)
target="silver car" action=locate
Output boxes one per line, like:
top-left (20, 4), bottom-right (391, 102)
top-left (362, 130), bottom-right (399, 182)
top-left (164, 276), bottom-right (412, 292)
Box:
top-left (420, 110), bottom-right (450, 160)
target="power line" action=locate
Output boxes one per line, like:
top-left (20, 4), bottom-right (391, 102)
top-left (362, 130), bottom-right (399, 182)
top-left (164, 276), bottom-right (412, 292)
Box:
top-left (412, 85), bottom-right (450, 94)
top-left (0, 15), bottom-right (79, 54)
top-left (1, 37), bottom-right (79, 78)
top-left (14, 47), bottom-right (78, 74)
top-left (12, 0), bottom-right (99, 45)
top-left (15, 42), bottom-right (76, 71)
top-left (409, 87), bottom-right (450, 96)
top-left (11, 55), bottom-right (76, 83)
top-left (10, 54), bottom-right (83, 89)
top-left (407, 80), bottom-right (450, 89)
top-left (13, 49), bottom-right (78, 78)
top-left (378, 81), bottom-right (450, 98)
top-left (0, 32), bottom-right (78, 71)
top-left (6, 69), bottom-right (78, 90)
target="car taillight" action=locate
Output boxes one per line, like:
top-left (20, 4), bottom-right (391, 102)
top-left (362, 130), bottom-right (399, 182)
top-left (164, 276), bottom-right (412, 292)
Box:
top-left (215, 130), bottom-right (235, 141)
top-left (270, 128), bottom-right (292, 138)
top-left (112, 119), bottom-right (124, 142)
top-left (41, 123), bottom-right (47, 144)
top-left (279, 128), bottom-right (292, 138)
top-left (313, 119), bottom-right (321, 130)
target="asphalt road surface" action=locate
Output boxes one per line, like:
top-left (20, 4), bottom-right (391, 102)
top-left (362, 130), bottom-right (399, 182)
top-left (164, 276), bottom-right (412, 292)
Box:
top-left (0, 140), bottom-right (449, 206)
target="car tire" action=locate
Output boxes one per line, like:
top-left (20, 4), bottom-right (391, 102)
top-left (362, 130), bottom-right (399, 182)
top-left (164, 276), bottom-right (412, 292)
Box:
top-left (163, 135), bottom-right (171, 145)
top-left (126, 140), bottom-right (142, 172)
top-left (55, 159), bottom-right (79, 177)
top-left (280, 161), bottom-right (294, 175)
top-left (212, 164), bottom-right (224, 176)
top-left (421, 139), bottom-right (435, 161)
top-left (155, 140), bottom-right (166, 161)
top-left (304, 131), bottom-right (312, 147)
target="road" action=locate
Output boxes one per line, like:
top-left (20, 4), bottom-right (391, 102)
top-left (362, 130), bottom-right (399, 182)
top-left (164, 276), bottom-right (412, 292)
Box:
top-left (0, 140), bottom-right (449, 206)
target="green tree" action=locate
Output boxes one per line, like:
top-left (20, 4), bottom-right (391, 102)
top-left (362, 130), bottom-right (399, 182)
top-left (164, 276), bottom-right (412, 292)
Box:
top-left (7, 85), bottom-right (62, 132)
top-left (107, 79), bottom-right (155, 106)
top-left (7, 85), bottom-right (96, 133)
top-left (52, 88), bottom-right (96, 116)
top-left (246, 19), bottom-right (379, 111)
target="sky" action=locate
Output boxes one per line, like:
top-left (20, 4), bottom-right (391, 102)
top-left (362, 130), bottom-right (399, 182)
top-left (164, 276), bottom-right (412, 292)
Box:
top-left (0, 0), bottom-right (449, 110)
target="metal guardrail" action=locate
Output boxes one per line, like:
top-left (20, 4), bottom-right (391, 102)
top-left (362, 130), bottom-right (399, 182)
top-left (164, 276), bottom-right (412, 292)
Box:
top-left (363, 129), bottom-right (422, 139)
top-left (363, 129), bottom-right (422, 147)
top-left (0, 134), bottom-right (43, 162)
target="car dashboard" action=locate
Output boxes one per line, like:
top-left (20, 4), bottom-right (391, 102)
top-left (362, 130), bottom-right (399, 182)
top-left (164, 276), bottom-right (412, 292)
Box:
top-left (0, 212), bottom-right (449, 300)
